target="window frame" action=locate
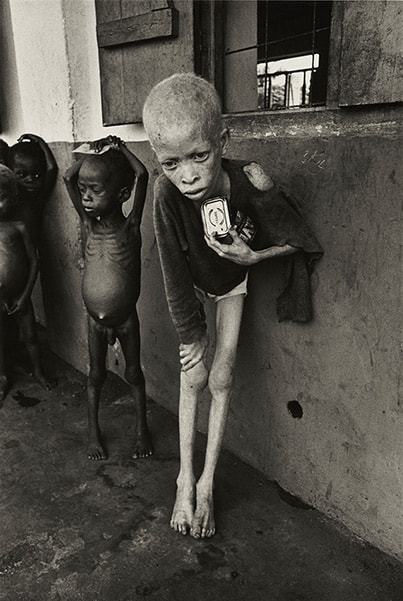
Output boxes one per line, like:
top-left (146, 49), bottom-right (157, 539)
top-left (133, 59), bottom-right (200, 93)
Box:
top-left (194, 0), bottom-right (343, 119)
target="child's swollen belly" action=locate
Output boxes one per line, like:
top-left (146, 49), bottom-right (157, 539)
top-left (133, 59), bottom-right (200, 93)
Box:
top-left (0, 252), bottom-right (29, 303)
top-left (82, 262), bottom-right (140, 327)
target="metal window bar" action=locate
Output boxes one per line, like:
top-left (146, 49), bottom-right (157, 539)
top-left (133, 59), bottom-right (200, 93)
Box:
top-left (224, 1), bottom-right (331, 111)
top-left (257, 67), bottom-right (316, 110)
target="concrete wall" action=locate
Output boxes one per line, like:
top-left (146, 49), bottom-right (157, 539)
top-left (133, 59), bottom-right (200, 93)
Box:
top-left (1, 0), bottom-right (402, 562)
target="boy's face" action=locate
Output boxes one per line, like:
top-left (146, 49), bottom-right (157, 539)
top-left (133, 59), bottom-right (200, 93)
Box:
top-left (152, 124), bottom-right (229, 203)
top-left (78, 159), bottom-right (123, 218)
top-left (11, 154), bottom-right (45, 197)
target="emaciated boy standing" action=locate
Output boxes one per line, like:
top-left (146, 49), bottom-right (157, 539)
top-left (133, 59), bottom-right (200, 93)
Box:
top-left (143, 73), bottom-right (322, 539)
top-left (64, 136), bottom-right (152, 462)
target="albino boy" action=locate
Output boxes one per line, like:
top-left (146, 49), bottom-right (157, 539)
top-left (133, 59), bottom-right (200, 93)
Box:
top-left (143, 73), bottom-right (322, 539)
top-left (64, 136), bottom-right (152, 461)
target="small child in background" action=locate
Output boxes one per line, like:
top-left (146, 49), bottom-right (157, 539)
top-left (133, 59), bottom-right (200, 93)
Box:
top-left (64, 135), bottom-right (153, 461)
top-left (0, 139), bottom-right (9, 166)
top-left (9, 133), bottom-right (57, 246)
top-left (143, 73), bottom-right (322, 539)
top-left (0, 165), bottom-right (50, 399)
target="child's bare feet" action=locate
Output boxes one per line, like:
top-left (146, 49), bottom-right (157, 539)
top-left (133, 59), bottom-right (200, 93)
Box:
top-left (87, 425), bottom-right (107, 461)
top-left (0, 375), bottom-right (8, 401)
top-left (170, 481), bottom-right (195, 535)
top-left (132, 427), bottom-right (153, 459)
top-left (191, 485), bottom-right (215, 539)
top-left (34, 370), bottom-right (52, 391)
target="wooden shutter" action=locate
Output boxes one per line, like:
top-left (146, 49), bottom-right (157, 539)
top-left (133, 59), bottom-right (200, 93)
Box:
top-left (95, 0), bottom-right (195, 124)
top-left (339, 0), bottom-right (403, 106)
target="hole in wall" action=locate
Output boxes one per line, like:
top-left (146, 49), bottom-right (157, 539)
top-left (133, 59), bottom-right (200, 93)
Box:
top-left (287, 400), bottom-right (303, 419)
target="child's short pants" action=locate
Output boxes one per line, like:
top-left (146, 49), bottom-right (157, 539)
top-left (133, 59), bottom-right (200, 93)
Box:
top-left (195, 273), bottom-right (249, 303)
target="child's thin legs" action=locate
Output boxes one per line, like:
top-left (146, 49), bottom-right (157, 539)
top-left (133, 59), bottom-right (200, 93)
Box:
top-left (87, 318), bottom-right (108, 460)
top-left (16, 301), bottom-right (50, 389)
top-left (118, 310), bottom-right (153, 459)
top-left (191, 294), bottom-right (244, 539)
top-left (171, 360), bottom-right (208, 535)
top-left (0, 307), bottom-right (7, 400)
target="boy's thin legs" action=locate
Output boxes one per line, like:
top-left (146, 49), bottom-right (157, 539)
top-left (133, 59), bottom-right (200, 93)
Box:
top-left (16, 301), bottom-right (51, 390)
top-left (191, 294), bottom-right (244, 539)
top-left (118, 310), bottom-right (153, 459)
top-left (0, 308), bottom-right (7, 400)
top-left (171, 360), bottom-right (208, 534)
top-left (87, 318), bottom-right (108, 460)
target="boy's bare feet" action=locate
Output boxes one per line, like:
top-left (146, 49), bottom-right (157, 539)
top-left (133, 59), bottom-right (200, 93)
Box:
top-left (191, 485), bottom-right (215, 539)
top-left (132, 428), bottom-right (153, 459)
top-left (34, 370), bottom-right (52, 391)
top-left (170, 481), bottom-right (195, 535)
top-left (87, 425), bottom-right (107, 461)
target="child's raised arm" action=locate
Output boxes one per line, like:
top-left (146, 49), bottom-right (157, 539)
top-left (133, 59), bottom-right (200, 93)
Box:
top-left (18, 133), bottom-right (58, 195)
top-left (6, 222), bottom-right (38, 315)
top-left (63, 158), bottom-right (87, 222)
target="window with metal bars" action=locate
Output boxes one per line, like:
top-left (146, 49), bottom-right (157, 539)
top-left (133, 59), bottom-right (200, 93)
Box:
top-left (222, 1), bottom-right (332, 114)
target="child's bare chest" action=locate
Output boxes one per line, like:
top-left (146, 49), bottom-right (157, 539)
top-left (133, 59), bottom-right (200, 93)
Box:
top-left (0, 223), bottom-right (24, 255)
top-left (85, 223), bottom-right (139, 269)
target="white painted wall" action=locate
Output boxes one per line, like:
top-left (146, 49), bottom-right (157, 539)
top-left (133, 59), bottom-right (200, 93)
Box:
top-left (0, 0), bottom-right (147, 143)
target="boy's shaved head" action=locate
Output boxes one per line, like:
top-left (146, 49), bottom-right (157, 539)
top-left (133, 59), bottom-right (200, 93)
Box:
top-left (9, 140), bottom-right (46, 173)
top-left (81, 149), bottom-right (135, 191)
top-left (143, 73), bottom-right (223, 146)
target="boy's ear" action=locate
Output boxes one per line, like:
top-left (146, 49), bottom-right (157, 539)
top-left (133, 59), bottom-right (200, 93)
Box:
top-left (220, 128), bottom-right (230, 155)
top-left (119, 186), bottom-right (131, 203)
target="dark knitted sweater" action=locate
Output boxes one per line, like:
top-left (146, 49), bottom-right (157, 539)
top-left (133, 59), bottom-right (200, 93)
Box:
top-left (153, 159), bottom-right (323, 343)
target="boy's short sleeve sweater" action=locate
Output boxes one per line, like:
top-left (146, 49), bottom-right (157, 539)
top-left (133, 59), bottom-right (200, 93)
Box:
top-left (153, 159), bottom-right (323, 344)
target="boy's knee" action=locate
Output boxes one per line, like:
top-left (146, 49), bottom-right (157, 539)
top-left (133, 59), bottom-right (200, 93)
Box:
top-left (208, 363), bottom-right (233, 397)
top-left (19, 325), bottom-right (36, 347)
top-left (88, 365), bottom-right (107, 387)
top-left (125, 365), bottom-right (144, 387)
top-left (183, 361), bottom-right (208, 392)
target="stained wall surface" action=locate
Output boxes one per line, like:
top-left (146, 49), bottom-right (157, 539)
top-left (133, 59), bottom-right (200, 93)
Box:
top-left (0, 0), bottom-right (402, 562)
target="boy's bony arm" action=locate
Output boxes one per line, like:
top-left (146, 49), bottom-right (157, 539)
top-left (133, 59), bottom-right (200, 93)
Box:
top-left (205, 228), bottom-right (298, 266)
top-left (122, 143), bottom-right (148, 227)
top-left (18, 133), bottom-right (58, 194)
top-left (63, 159), bottom-right (87, 222)
top-left (7, 222), bottom-right (39, 314)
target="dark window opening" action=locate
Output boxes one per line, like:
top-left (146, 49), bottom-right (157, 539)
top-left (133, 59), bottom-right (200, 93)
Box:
top-left (223, 0), bottom-right (332, 113)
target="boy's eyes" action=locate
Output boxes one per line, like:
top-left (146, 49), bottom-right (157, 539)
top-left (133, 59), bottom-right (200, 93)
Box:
top-left (15, 171), bottom-right (41, 179)
top-left (161, 160), bottom-right (177, 171)
top-left (161, 152), bottom-right (209, 170)
top-left (78, 185), bottom-right (103, 194)
top-left (193, 152), bottom-right (209, 162)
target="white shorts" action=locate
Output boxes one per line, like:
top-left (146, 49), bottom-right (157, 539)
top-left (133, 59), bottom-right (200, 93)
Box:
top-left (195, 273), bottom-right (248, 303)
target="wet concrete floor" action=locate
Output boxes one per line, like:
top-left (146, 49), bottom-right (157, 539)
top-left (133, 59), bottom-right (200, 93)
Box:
top-left (1, 337), bottom-right (403, 601)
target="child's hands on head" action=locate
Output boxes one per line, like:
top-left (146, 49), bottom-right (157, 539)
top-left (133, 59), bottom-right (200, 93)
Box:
top-left (179, 334), bottom-right (208, 371)
top-left (205, 227), bottom-right (257, 266)
top-left (90, 135), bottom-right (125, 153)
